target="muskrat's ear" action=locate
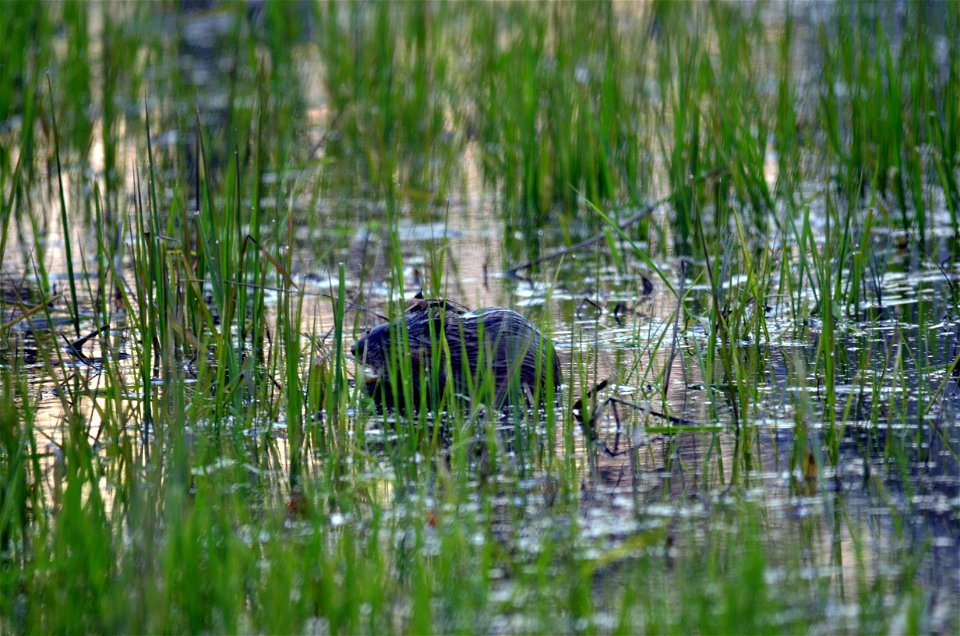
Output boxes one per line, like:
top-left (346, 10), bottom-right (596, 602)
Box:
top-left (408, 297), bottom-right (429, 312)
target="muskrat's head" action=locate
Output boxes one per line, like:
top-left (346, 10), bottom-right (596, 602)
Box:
top-left (351, 320), bottom-right (394, 378)
top-left (352, 298), bottom-right (466, 381)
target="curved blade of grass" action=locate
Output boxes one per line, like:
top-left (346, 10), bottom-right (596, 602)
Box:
top-left (580, 191), bottom-right (676, 297)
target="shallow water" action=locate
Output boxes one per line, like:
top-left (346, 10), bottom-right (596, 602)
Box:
top-left (2, 1), bottom-right (958, 632)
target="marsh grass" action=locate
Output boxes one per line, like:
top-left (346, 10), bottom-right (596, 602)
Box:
top-left (0, 1), bottom-right (958, 633)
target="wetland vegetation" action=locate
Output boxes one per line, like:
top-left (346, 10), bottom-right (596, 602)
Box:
top-left (0, 0), bottom-right (958, 633)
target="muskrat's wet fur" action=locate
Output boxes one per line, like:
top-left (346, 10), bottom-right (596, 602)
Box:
top-left (352, 299), bottom-right (561, 411)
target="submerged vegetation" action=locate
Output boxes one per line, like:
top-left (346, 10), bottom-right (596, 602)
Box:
top-left (0, 0), bottom-right (958, 632)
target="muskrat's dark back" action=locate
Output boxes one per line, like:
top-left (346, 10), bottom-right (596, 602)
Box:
top-left (352, 299), bottom-right (561, 411)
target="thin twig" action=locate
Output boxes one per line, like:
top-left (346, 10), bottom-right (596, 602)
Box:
top-left (505, 199), bottom-right (663, 277)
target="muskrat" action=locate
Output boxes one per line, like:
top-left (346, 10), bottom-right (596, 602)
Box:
top-left (352, 298), bottom-right (562, 412)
